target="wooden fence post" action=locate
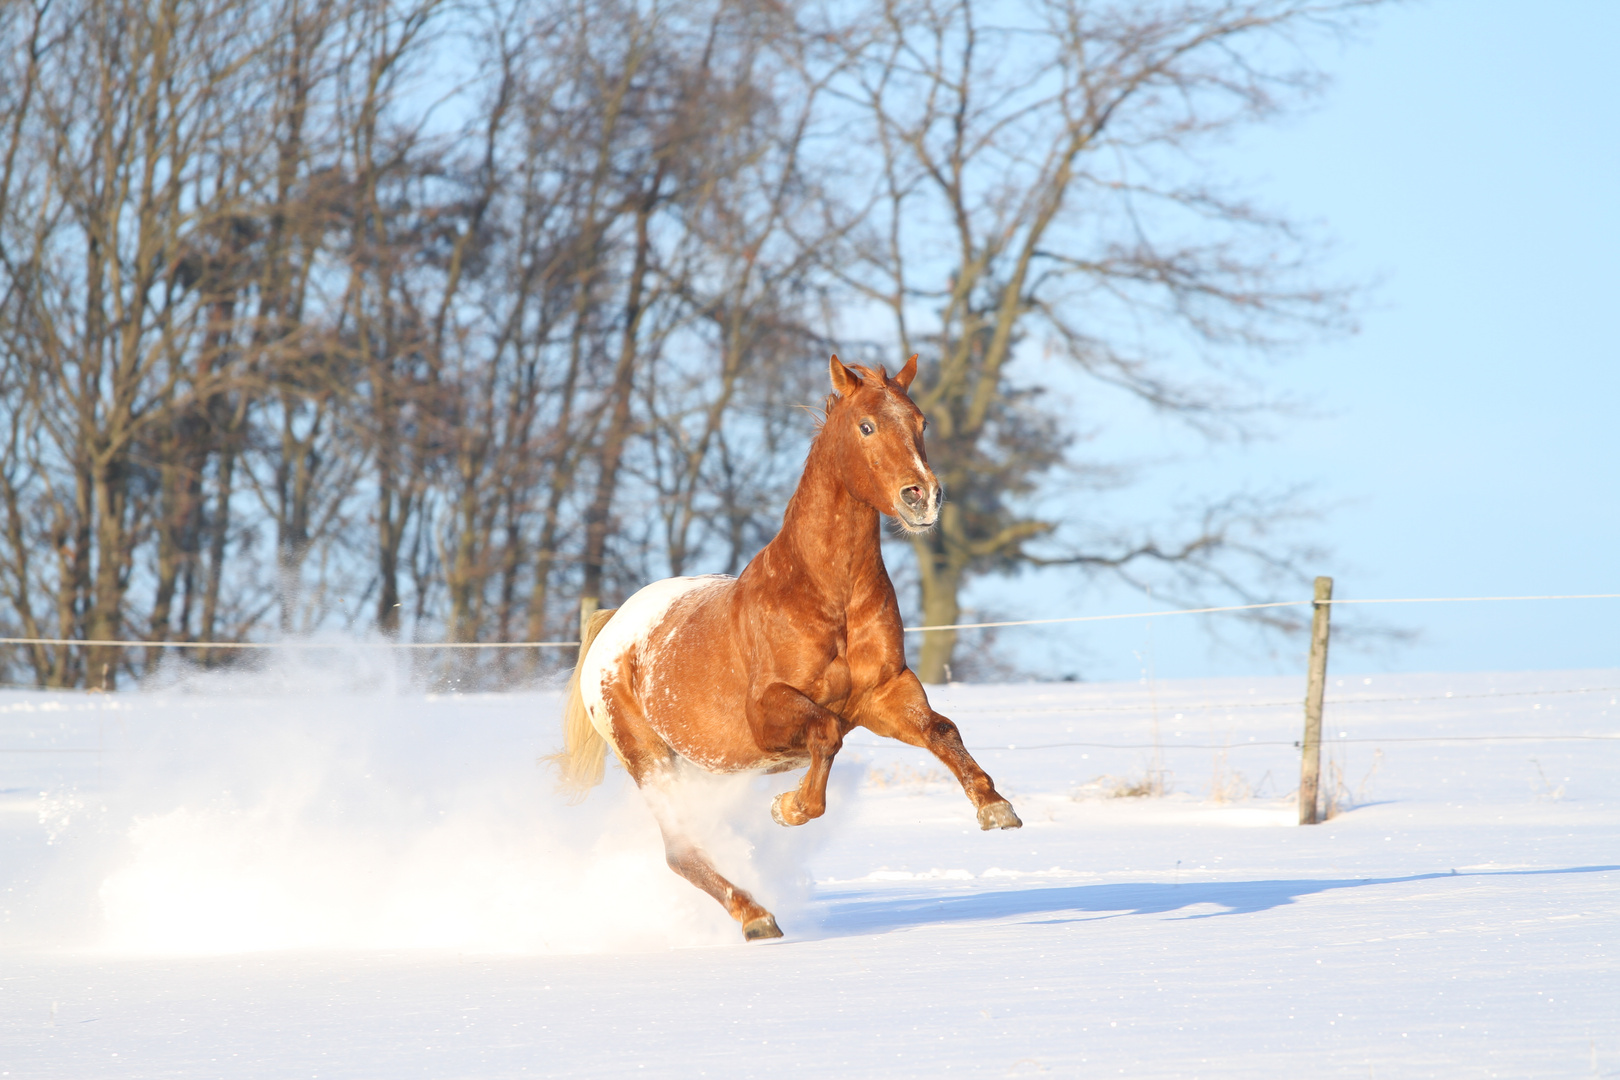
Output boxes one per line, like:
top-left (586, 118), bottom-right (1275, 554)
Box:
top-left (1298, 575), bottom-right (1333, 825)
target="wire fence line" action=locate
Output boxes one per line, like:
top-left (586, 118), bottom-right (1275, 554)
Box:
top-left (947, 733), bottom-right (1620, 753)
top-left (3, 592), bottom-right (1617, 652)
top-left (12, 733), bottom-right (1620, 757)
top-left (947, 685), bottom-right (1620, 715)
top-left (902, 593), bottom-right (1620, 632)
top-left (8, 591), bottom-right (1613, 816)
top-left (0, 747), bottom-right (101, 754)
top-left (0, 637), bottom-right (581, 650)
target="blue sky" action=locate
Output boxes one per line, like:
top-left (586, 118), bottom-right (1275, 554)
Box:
top-left (978, 0), bottom-right (1620, 681)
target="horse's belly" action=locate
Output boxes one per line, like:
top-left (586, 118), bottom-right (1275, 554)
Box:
top-left (667, 733), bottom-right (806, 774)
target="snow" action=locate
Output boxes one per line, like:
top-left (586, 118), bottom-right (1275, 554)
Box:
top-left (2, 665), bottom-right (1617, 1077)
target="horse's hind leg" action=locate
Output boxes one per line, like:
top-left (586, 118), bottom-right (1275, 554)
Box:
top-left (604, 690), bottom-right (783, 940)
top-left (638, 766), bottom-right (783, 941)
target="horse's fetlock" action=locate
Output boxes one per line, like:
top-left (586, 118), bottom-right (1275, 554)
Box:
top-left (772, 791), bottom-right (809, 826)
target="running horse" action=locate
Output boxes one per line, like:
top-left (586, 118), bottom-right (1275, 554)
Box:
top-left (552, 355), bottom-right (1021, 940)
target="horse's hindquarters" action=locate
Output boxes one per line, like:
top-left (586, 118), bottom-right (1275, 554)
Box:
top-left (579, 575), bottom-right (765, 772)
top-left (576, 575), bottom-right (786, 940)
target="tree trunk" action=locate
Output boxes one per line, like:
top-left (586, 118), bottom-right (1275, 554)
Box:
top-left (914, 500), bottom-right (969, 683)
top-left (578, 168), bottom-right (663, 627)
top-left (88, 455), bottom-right (128, 689)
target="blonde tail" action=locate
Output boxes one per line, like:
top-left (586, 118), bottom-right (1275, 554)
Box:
top-left (547, 607), bottom-right (619, 802)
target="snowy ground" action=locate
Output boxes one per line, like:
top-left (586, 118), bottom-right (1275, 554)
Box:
top-left (2, 664), bottom-right (1617, 1078)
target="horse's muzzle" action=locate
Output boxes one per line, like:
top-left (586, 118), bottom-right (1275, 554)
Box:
top-left (895, 482), bottom-right (941, 530)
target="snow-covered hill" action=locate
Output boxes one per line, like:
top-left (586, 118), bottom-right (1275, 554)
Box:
top-left (2, 669), bottom-right (1616, 1076)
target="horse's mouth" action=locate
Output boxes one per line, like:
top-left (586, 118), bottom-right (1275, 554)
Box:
top-left (893, 505), bottom-right (939, 532)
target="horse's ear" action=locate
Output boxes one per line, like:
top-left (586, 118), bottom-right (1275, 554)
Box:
top-left (895, 353), bottom-right (918, 390)
top-left (829, 354), bottom-right (862, 396)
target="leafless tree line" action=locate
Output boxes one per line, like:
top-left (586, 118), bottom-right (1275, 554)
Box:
top-left (0, 0), bottom-right (1380, 689)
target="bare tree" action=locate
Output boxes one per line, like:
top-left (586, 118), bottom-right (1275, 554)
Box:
top-left (822, 0), bottom-right (1372, 680)
top-left (567, 0), bottom-right (707, 633)
top-left (0, 0), bottom-right (283, 685)
top-left (637, 10), bottom-right (841, 581)
top-left (0, 0), bottom-right (1374, 690)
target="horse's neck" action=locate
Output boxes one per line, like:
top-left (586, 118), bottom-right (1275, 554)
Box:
top-left (768, 440), bottom-right (883, 600)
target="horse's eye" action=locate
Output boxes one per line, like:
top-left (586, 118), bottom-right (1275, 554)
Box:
top-left (859, 422), bottom-right (875, 436)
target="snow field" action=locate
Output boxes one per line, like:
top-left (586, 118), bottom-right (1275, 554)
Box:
top-left (1, 665), bottom-right (1616, 1076)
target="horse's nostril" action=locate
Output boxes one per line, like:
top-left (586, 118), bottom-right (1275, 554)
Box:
top-left (901, 486), bottom-right (924, 508)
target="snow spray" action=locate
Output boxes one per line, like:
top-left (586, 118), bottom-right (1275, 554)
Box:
top-left (0, 648), bottom-right (843, 955)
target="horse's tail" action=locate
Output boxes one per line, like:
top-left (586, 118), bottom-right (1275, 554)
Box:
top-left (548, 607), bottom-right (619, 802)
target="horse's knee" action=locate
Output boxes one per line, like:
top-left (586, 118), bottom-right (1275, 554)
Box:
top-left (809, 717), bottom-right (844, 754)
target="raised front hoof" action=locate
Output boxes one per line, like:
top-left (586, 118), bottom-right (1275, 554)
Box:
top-left (742, 914), bottom-right (784, 941)
top-left (977, 801), bottom-right (1022, 830)
top-left (771, 792), bottom-right (809, 827)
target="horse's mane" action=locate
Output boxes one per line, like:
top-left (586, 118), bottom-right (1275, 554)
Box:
top-left (797, 400), bottom-right (830, 431)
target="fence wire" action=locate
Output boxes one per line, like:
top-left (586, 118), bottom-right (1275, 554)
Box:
top-left (3, 591), bottom-right (1617, 652)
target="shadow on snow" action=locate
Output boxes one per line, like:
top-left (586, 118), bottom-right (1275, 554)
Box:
top-left (813, 865), bottom-right (1620, 936)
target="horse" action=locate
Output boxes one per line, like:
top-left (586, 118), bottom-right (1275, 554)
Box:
top-left (551, 354), bottom-right (1021, 941)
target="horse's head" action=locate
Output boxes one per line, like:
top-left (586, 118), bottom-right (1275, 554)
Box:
top-left (825, 354), bottom-right (942, 532)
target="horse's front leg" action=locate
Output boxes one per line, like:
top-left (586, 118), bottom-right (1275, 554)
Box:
top-left (753, 682), bottom-right (844, 827)
top-left (853, 671), bottom-right (1022, 830)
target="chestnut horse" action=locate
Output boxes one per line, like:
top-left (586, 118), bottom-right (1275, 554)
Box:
top-left (552, 354), bottom-right (1020, 940)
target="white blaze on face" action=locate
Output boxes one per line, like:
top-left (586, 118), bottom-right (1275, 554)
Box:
top-left (883, 396), bottom-right (930, 489)
top-left (577, 575), bottom-right (733, 747)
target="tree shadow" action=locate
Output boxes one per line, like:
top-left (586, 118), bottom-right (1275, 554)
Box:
top-left (812, 865), bottom-right (1620, 937)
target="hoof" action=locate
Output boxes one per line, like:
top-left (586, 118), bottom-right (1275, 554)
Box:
top-left (771, 792), bottom-right (806, 827)
top-left (743, 914), bottom-right (783, 941)
top-left (977, 800), bottom-right (1022, 830)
